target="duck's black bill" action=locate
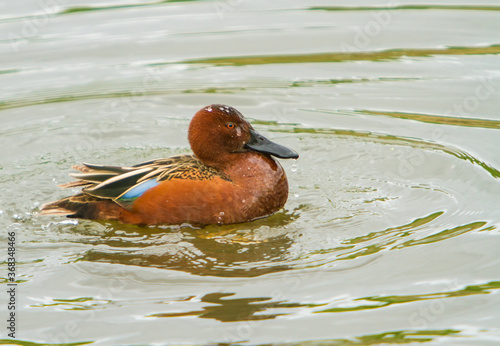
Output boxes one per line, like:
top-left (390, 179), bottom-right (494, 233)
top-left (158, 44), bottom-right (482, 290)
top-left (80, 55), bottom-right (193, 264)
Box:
top-left (245, 129), bottom-right (299, 159)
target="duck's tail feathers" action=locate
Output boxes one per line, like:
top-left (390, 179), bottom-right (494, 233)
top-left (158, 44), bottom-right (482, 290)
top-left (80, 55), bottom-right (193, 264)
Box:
top-left (39, 194), bottom-right (122, 220)
top-left (39, 203), bottom-right (74, 216)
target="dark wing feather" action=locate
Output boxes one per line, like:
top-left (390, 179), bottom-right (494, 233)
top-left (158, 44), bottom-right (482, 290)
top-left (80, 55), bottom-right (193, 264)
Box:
top-left (84, 167), bottom-right (155, 199)
top-left (69, 172), bottom-right (118, 183)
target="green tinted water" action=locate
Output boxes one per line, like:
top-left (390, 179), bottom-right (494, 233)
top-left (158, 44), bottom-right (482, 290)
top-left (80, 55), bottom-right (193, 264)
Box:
top-left (1, 1), bottom-right (500, 345)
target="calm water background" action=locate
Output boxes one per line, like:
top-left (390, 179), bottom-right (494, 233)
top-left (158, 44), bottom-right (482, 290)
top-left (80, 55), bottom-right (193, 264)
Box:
top-left (1, 0), bottom-right (500, 345)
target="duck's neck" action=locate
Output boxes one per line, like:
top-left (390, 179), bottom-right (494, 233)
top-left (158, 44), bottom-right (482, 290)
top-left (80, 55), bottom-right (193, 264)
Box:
top-left (198, 151), bottom-right (283, 183)
top-left (222, 152), bottom-right (281, 182)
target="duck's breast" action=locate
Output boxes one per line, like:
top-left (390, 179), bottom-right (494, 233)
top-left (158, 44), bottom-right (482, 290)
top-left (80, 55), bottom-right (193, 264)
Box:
top-left (225, 153), bottom-right (289, 222)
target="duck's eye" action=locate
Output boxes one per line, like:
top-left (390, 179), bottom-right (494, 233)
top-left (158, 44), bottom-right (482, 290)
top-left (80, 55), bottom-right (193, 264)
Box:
top-left (226, 123), bottom-right (235, 129)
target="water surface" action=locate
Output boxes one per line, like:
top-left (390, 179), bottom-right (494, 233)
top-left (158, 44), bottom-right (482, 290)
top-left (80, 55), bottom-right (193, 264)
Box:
top-left (1, 0), bottom-right (500, 345)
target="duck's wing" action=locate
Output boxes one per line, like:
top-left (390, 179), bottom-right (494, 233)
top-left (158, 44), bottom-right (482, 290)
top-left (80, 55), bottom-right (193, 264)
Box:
top-left (60, 155), bottom-right (230, 210)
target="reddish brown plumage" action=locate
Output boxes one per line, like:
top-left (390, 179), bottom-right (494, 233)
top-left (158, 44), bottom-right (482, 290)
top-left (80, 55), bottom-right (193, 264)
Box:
top-left (40, 104), bottom-right (298, 226)
top-left (119, 153), bottom-right (287, 225)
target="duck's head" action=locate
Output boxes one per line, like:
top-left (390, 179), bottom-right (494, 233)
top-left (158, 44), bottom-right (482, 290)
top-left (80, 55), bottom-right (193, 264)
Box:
top-left (188, 104), bottom-right (298, 168)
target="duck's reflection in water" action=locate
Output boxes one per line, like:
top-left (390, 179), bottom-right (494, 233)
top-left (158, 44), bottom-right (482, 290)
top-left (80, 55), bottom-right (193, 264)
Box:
top-left (149, 292), bottom-right (308, 321)
top-left (79, 210), bottom-right (300, 277)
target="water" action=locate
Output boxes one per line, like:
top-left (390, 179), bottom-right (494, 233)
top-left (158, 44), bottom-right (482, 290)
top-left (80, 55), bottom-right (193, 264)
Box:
top-left (1, 1), bottom-right (500, 345)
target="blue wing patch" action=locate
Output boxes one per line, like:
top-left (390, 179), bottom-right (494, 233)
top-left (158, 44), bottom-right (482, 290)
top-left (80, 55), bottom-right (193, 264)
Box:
top-left (120, 179), bottom-right (160, 199)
